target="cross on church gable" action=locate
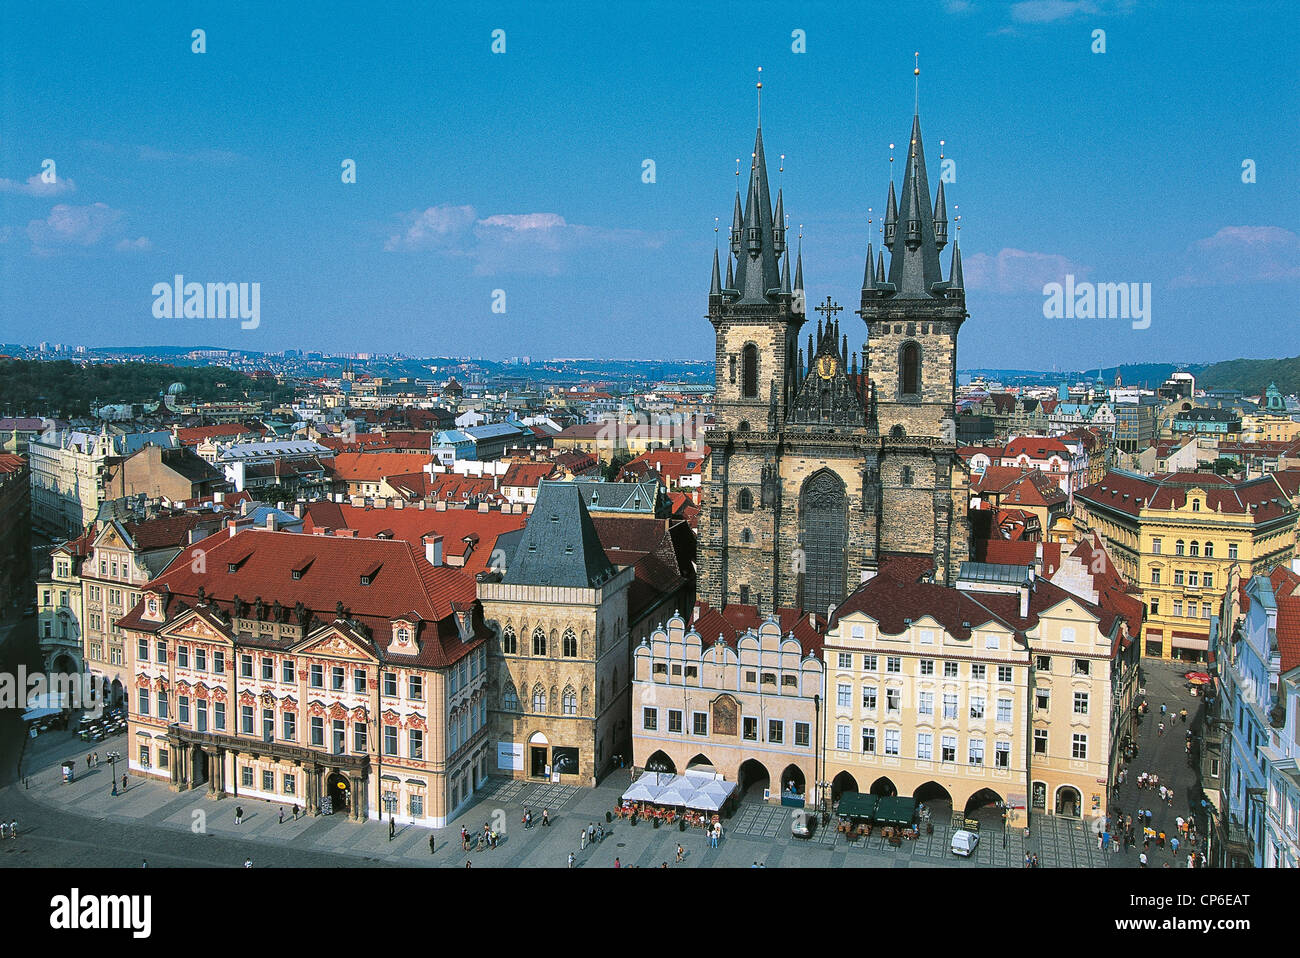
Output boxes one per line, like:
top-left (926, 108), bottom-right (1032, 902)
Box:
top-left (814, 297), bottom-right (842, 321)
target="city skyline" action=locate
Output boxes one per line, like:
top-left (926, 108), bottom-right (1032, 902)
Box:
top-left (1, 2), bottom-right (1296, 368)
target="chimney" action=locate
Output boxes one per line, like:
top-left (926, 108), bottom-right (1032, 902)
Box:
top-left (1019, 583), bottom-right (1030, 618)
top-left (227, 518), bottom-right (238, 538)
top-left (418, 499), bottom-right (426, 510)
top-left (424, 534), bottom-right (444, 567)
top-left (293, 502), bottom-right (304, 518)
top-left (265, 512), bottom-right (277, 530)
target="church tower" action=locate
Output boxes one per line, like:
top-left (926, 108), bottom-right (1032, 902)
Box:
top-left (698, 84), bottom-right (971, 620)
top-left (859, 113), bottom-right (969, 585)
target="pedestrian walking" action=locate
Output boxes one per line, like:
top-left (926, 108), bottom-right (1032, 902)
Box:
top-left (243, 858), bottom-right (252, 868)
top-left (568, 851), bottom-right (575, 868)
top-left (1158, 784), bottom-right (1167, 803)
top-left (1158, 830), bottom-right (1166, 848)
top-left (1180, 708), bottom-right (1187, 723)
top-left (9, 819), bottom-right (15, 839)
top-left (1166, 787), bottom-right (1174, 807)
top-left (614, 857), bottom-right (621, 868)
top-left (580, 828), bottom-right (587, 851)
top-left (389, 818), bottom-right (396, 841)
top-left (465, 860), bottom-right (472, 868)
top-left (121, 774), bottom-right (128, 791)
top-left (0, 821), bottom-right (6, 839)
top-left (588, 822), bottom-right (596, 845)
top-left (1171, 835), bottom-right (1180, 855)
top-left (93, 752), bottom-right (98, 767)
top-left (429, 834), bottom-right (436, 855)
top-left (1024, 851), bottom-right (1032, 868)
top-left (1158, 722), bottom-right (1165, 736)
top-left (1139, 852), bottom-right (1148, 868)
top-left (461, 826), bottom-right (469, 851)
top-left (1160, 703), bottom-right (1167, 716)
top-left (279, 807), bottom-right (285, 825)
top-left (542, 809), bottom-right (550, 827)
top-left (86, 754), bottom-right (92, 769)
top-left (142, 859), bottom-right (147, 868)
top-left (292, 803), bottom-right (300, 820)
top-left (676, 844), bottom-right (684, 863)
top-left (235, 805), bottom-right (244, 825)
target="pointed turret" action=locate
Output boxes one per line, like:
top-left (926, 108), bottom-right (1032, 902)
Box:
top-left (862, 241), bottom-right (876, 292)
top-left (883, 181), bottom-right (898, 249)
top-left (794, 249), bottom-right (804, 296)
top-left (780, 248), bottom-right (791, 294)
top-left (725, 255), bottom-right (734, 291)
top-left (933, 180), bottom-right (948, 250)
top-left (884, 114), bottom-right (945, 298)
top-left (949, 237), bottom-right (964, 289)
top-left (710, 246), bottom-right (722, 297)
top-left (732, 125), bottom-right (784, 303)
top-left (876, 250), bottom-right (886, 284)
top-left (773, 189), bottom-right (786, 256)
top-left (730, 192), bottom-right (742, 257)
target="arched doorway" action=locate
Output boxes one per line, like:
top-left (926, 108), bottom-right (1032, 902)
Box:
top-left (800, 470), bottom-right (848, 615)
top-left (644, 750), bottom-right (675, 774)
top-left (964, 787), bottom-right (1003, 816)
top-left (686, 753), bottom-right (713, 771)
top-left (780, 764), bottom-right (806, 805)
top-left (110, 678), bottom-right (124, 706)
top-left (529, 731), bottom-right (549, 778)
top-left (831, 770), bottom-right (859, 802)
top-left (870, 776), bottom-right (897, 797)
top-left (914, 781), bottom-right (953, 823)
top-left (737, 759), bottom-right (770, 801)
top-left (325, 772), bottom-right (351, 814)
top-left (1056, 785), bottom-right (1082, 818)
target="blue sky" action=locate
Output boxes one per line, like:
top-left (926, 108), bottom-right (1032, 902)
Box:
top-left (1, 0), bottom-right (1296, 369)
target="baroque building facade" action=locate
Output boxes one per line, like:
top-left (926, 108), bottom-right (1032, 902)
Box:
top-left (698, 110), bottom-right (970, 619)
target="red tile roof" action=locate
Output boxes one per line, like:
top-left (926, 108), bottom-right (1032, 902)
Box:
top-left (971, 466), bottom-right (1067, 507)
top-left (501, 461), bottom-right (560, 488)
top-left (329, 452), bottom-right (434, 483)
top-left (127, 528), bottom-right (482, 667)
top-left (689, 600), bottom-right (823, 657)
top-left (1003, 436), bottom-right (1071, 461)
top-left (1077, 470), bottom-right (1297, 520)
top-left (1269, 565), bottom-right (1300, 673)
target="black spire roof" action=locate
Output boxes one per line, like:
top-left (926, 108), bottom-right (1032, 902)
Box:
top-left (886, 115), bottom-right (946, 298)
top-left (503, 482), bottom-right (615, 589)
top-left (732, 125), bottom-right (784, 304)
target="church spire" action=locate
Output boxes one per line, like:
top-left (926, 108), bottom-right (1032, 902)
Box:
top-left (883, 181), bottom-right (898, 249)
top-left (862, 241), bottom-right (876, 292)
top-left (949, 235), bottom-right (964, 289)
top-left (710, 245), bottom-right (722, 297)
top-left (885, 113), bottom-right (945, 298)
top-left (933, 180), bottom-right (948, 250)
top-left (732, 122), bottom-right (783, 303)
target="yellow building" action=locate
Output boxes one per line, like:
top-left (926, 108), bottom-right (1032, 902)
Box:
top-left (818, 553), bottom-right (1136, 829)
top-left (1075, 470), bottom-right (1298, 663)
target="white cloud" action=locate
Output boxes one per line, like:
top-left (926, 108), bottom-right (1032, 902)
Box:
top-left (384, 203), bottom-right (661, 275)
top-left (115, 236), bottom-right (153, 253)
top-left (26, 201), bottom-right (126, 254)
top-left (1010, 1), bottom-right (1099, 23)
top-left (0, 174), bottom-right (76, 197)
top-left (1171, 226), bottom-right (1300, 287)
top-left (962, 247), bottom-right (1089, 293)
top-left (383, 204), bottom-right (477, 252)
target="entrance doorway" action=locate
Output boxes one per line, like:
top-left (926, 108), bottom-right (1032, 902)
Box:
top-left (191, 747), bottom-right (209, 790)
top-left (326, 772), bottom-right (351, 813)
top-left (1056, 785), bottom-right (1081, 818)
top-left (529, 731), bottom-right (550, 778)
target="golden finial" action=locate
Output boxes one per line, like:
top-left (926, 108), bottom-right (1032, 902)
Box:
top-left (914, 52), bottom-right (920, 112)
top-left (779, 152), bottom-right (785, 173)
top-left (735, 158), bottom-right (741, 178)
top-left (756, 65), bottom-right (763, 125)
top-left (939, 139), bottom-right (945, 160)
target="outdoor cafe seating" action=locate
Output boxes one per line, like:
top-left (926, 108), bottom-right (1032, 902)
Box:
top-left (834, 791), bottom-right (919, 843)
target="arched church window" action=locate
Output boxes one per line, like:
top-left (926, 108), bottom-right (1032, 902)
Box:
top-left (901, 466), bottom-right (914, 486)
top-left (742, 344), bottom-right (759, 398)
top-left (901, 341), bottom-right (921, 396)
top-left (741, 528), bottom-right (752, 544)
top-left (890, 425), bottom-right (905, 439)
top-left (729, 355), bottom-right (737, 384)
top-left (738, 421), bottom-right (751, 432)
top-left (501, 625), bottom-right (517, 655)
top-left (737, 488), bottom-right (753, 511)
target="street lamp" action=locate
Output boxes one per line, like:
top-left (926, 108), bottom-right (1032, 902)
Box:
top-left (107, 750), bottom-right (121, 794)
top-left (997, 800), bottom-right (1008, 848)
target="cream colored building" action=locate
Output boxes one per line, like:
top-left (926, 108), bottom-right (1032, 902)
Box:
top-left (631, 614), bottom-right (824, 803)
top-left (819, 555), bottom-right (1137, 828)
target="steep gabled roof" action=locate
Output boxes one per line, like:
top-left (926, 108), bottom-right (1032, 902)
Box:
top-left (503, 483), bottom-right (617, 589)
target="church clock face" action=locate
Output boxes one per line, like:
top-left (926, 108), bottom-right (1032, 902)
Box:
top-left (815, 354), bottom-right (838, 380)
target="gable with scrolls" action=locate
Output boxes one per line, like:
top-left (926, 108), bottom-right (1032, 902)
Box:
top-left (163, 606), bottom-right (233, 645)
top-left (292, 623), bottom-right (377, 663)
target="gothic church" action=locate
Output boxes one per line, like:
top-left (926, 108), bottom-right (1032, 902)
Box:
top-left (697, 108), bottom-right (971, 618)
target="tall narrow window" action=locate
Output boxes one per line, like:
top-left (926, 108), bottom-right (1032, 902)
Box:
top-left (900, 341), bottom-right (920, 396)
top-left (741, 344), bottom-right (759, 398)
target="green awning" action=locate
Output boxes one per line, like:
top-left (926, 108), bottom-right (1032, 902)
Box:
top-left (836, 791), bottom-right (878, 820)
top-left (874, 796), bottom-right (917, 826)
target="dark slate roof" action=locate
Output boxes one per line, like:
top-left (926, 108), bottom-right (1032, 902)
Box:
top-left (503, 482), bottom-right (617, 589)
top-left (732, 124), bottom-right (783, 304)
top-left (886, 115), bottom-right (946, 299)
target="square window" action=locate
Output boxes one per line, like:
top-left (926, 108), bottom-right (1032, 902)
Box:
top-left (971, 663), bottom-right (986, 681)
top-left (886, 656), bottom-right (901, 674)
top-left (1034, 729), bottom-right (1048, 754)
top-left (884, 729), bottom-right (900, 756)
top-left (861, 727), bottom-right (876, 753)
top-left (837, 652), bottom-right (853, 669)
top-left (768, 719), bottom-right (783, 744)
top-left (643, 707), bottom-right (658, 730)
top-left (997, 665), bottom-right (1013, 684)
top-left (919, 659), bottom-right (934, 676)
top-left (837, 725), bottom-right (851, 751)
top-left (943, 661), bottom-right (958, 678)
top-left (743, 716), bottom-right (758, 741)
top-left (668, 710), bottom-right (682, 733)
top-left (862, 687), bottom-right (877, 711)
top-left (794, 722), bottom-right (810, 747)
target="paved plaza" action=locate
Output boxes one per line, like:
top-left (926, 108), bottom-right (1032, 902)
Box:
top-left (4, 722), bottom-right (1111, 868)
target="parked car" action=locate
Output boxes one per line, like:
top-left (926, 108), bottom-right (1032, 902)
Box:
top-left (951, 829), bottom-right (979, 857)
top-left (790, 810), bottom-right (816, 839)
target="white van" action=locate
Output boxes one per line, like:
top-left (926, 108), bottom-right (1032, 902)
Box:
top-left (951, 830), bottom-right (979, 857)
